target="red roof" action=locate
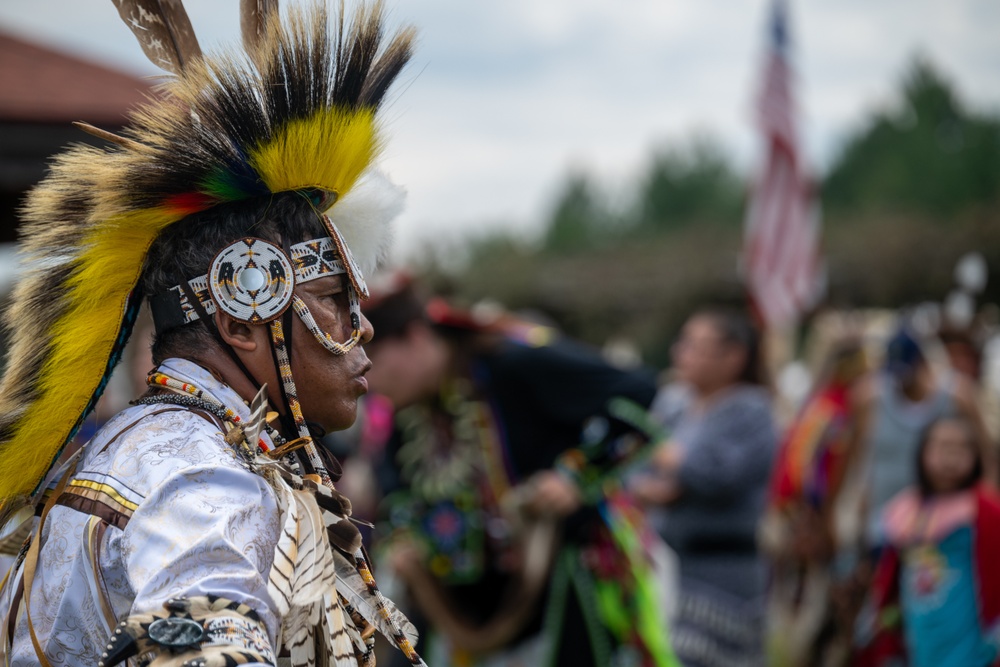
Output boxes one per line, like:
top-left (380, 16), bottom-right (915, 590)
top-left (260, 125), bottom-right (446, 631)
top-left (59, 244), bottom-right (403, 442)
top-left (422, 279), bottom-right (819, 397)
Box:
top-left (0, 31), bottom-right (151, 125)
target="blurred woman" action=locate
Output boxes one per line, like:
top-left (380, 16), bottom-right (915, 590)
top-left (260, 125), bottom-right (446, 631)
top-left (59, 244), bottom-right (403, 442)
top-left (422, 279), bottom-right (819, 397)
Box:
top-left (633, 307), bottom-right (777, 667)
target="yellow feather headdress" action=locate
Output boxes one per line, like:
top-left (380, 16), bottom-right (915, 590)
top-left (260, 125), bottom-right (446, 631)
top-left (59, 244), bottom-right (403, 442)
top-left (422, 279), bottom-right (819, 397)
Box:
top-left (0, 0), bottom-right (413, 501)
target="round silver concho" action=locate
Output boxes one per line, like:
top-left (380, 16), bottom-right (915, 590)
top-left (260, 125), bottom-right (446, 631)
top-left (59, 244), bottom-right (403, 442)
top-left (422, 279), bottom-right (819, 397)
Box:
top-left (146, 616), bottom-right (206, 649)
top-left (209, 238), bottom-right (295, 324)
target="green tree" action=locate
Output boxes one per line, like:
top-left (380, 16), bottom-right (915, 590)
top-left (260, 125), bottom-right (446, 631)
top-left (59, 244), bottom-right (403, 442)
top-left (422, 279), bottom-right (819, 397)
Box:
top-left (542, 173), bottom-right (612, 253)
top-left (634, 136), bottom-right (743, 232)
top-left (824, 56), bottom-right (1000, 217)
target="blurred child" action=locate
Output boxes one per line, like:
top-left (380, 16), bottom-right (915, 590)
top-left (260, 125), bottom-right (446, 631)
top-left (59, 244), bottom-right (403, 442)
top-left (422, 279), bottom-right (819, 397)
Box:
top-left (858, 416), bottom-right (1000, 667)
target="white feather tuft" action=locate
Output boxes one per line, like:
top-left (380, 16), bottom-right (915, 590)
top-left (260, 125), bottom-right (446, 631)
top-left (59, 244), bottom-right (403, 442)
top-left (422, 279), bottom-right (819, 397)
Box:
top-left (325, 169), bottom-right (404, 277)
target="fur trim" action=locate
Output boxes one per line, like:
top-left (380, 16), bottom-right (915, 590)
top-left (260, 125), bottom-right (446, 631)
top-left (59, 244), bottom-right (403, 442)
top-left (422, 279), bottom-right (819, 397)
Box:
top-left (325, 168), bottom-right (404, 276)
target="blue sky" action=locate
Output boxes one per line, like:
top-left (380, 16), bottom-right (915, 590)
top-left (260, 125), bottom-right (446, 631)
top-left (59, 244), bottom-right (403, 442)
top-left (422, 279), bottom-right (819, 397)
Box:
top-left (1, 0), bottom-right (998, 260)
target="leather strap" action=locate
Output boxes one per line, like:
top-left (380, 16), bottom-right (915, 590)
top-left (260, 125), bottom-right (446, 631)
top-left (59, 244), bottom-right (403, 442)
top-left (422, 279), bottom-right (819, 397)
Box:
top-left (22, 461), bottom-right (76, 667)
top-left (148, 289), bottom-right (190, 333)
top-left (179, 280), bottom-right (264, 394)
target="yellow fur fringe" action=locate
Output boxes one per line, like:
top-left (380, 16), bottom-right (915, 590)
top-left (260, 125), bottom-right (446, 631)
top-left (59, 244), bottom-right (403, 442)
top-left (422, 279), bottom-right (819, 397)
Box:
top-left (253, 108), bottom-right (378, 198)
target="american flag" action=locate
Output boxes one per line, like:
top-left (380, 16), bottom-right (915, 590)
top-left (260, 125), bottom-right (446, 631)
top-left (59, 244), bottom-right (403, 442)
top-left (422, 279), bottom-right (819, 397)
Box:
top-left (742, 0), bottom-right (823, 328)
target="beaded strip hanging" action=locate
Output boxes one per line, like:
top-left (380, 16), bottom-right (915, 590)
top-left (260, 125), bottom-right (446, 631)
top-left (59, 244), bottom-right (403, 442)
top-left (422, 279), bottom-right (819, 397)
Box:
top-left (268, 318), bottom-right (333, 485)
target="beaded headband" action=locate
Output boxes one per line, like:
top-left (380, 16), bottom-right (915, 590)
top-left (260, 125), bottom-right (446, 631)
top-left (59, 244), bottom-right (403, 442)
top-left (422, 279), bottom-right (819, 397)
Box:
top-left (150, 217), bottom-right (368, 338)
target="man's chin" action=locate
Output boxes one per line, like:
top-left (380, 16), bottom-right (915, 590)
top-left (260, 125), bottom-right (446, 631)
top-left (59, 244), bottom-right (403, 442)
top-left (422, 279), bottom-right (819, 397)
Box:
top-left (320, 402), bottom-right (359, 434)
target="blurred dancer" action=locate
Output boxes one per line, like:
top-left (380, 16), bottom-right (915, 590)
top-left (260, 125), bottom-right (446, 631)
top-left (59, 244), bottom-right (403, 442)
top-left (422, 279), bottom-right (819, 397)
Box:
top-left (938, 325), bottom-right (983, 381)
top-left (762, 341), bottom-right (868, 667)
top-left (856, 415), bottom-right (1000, 667)
top-left (364, 281), bottom-right (677, 667)
top-left (632, 307), bottom-right (777, 667)
top-left (938, 325), bottom-right (1000, 443)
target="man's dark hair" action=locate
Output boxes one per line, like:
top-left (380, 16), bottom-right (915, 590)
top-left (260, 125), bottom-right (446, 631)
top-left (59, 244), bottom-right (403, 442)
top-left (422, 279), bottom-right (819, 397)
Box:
top-left (139, 192), bottom-right (327, 363)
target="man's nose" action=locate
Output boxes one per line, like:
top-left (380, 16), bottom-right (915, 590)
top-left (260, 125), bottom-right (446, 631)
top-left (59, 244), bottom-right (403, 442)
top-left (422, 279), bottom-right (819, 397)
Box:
top-left (358, 311), bottom-right (375, 345)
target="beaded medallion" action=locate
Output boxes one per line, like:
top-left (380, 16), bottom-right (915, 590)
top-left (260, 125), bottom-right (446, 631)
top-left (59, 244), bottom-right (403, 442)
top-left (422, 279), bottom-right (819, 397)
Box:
top-left (208, 238), bottom-right (295, 324)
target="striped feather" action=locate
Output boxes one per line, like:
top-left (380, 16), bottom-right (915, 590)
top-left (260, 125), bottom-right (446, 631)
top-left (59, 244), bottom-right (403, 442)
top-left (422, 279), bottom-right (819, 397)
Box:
top-left (323, 593), bottom-right (360, 667)
top-left (333, 549), bottom-right (418, 647)
top-left (241, 0), bottom-right (280, 53)
top-left (288, 488), bottom-right (338, 600)
top-left (268, 482), bottom-right (338, 613)
top-left (267, 477), bottom-right (297, 613)
top-left (243, 384), bottom-right (270, 452)
top-left (285, 603), bottom-right (320, 667)
top-left (112, 0), bottom-right (202, 74)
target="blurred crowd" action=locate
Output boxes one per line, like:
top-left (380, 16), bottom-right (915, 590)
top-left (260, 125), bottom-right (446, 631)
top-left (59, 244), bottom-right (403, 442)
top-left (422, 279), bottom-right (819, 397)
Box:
top-left (94, 276), bottom-right (1000, 667)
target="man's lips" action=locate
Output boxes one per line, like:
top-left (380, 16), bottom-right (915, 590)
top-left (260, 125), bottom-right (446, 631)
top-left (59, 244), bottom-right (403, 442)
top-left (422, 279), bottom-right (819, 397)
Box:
top-left (354, 361), bottom-right (373, 391)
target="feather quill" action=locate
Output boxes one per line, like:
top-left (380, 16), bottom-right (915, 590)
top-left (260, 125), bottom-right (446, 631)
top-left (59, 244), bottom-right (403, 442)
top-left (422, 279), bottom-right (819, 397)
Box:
top-left (243, 384), bottom-right (270, 452)
top-left (241, 0), bottom-right (280, 53)
top-left (332, 550), bottom-right (419, 646)
top-left (72, 122), bottom-right (145, 151)
top-left (112, 0), bottom-right (202, 74)
top-left (324, 593), bottom-right (361, 667)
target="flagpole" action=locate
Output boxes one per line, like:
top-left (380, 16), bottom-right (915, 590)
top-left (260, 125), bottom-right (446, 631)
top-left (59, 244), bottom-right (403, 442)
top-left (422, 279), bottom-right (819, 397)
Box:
top-left (741, 0), bottom-right (823, 414)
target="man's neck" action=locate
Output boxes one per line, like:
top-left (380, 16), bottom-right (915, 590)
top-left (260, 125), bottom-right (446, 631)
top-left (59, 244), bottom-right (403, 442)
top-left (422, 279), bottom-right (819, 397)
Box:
top-left (174, 351), bottom-right (269, 410)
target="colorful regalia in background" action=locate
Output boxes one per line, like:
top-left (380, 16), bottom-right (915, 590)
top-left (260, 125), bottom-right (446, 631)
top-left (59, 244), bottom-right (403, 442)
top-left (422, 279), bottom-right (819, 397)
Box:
top-left (763, 342), bottom-right (868, 667)
top-left (365, 289), bottom-right (679, 667)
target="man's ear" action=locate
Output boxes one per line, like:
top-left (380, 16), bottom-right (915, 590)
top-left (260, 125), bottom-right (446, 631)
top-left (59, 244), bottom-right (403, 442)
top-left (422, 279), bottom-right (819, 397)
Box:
top-left (215, 311), bottom-right (261, 352)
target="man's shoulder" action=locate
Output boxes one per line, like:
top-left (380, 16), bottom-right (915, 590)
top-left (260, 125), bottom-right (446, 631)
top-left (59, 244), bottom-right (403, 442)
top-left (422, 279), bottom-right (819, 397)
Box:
top-left (92, 402), bottom-right (228, 449)
top-left (79, 403), bottom-right (250, 502)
